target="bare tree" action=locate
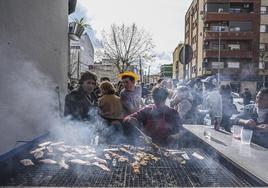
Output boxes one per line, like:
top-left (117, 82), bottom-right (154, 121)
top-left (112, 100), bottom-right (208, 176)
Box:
top-left (98, 23), bottom-right (155, 73)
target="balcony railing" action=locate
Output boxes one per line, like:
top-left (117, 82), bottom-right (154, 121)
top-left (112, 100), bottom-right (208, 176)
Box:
top-left (204, 31), bottom-right (254, 40)
top-left (203, 49), bottom-right (253, 59)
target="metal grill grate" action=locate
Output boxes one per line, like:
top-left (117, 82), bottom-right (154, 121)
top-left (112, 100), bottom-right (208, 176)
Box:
top-left (0, 146), bottom-right (261, 187)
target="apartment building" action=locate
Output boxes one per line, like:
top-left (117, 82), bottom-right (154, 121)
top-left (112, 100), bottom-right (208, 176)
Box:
top-left (179, 0), bottom-right (261, 92)
top-left (160, 64), bottom-right (173, 78)
top-left (260, 0), bottom-right (268, 88)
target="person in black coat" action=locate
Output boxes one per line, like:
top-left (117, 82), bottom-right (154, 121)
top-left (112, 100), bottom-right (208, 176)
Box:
top-left (64, 71), bottom-right (98, 121)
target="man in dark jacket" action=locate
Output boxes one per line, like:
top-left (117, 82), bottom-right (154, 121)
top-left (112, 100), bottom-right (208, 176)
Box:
top-left (64, 71), bottom-right (98, 120)
top-left (231, 88), bottom-right (268, 148)
top-left (123, 86), bottom-right (182, 146)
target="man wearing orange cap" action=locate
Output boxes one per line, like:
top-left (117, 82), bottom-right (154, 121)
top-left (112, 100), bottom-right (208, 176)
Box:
top-left (118, 71), bottom-right (142, 116)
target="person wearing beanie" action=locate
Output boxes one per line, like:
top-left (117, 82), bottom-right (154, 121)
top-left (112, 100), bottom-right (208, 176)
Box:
top-left (64, 71), bottom-right (98, 120)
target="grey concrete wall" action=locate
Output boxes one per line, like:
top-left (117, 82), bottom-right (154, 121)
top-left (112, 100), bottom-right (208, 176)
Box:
top-left (0, 0), bottom-right (68, 155)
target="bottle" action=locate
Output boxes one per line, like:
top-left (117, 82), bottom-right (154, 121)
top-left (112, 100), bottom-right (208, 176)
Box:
top-left (203, 114), bottom-right (212, 139)
top-left (204, 114), bottom-right (211, 126)
top-left (214, 117), bottom-right (220, 131)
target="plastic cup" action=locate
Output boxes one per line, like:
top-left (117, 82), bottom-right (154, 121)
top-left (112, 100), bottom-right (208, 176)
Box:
top-left (203, 125), bottom-right (212, 140)
top-left (232, 125), bottom-right (243, 139)
top-left (241, 129), bottom-right (253, 144)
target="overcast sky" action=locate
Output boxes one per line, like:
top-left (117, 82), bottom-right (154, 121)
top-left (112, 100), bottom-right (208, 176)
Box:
top-left (71, 0), bottom-right (192, 73)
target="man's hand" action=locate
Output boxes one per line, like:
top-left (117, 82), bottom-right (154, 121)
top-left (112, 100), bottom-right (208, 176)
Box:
top-left (256, 124), bottom-right (268, 133)
top-left (239, 119), bottom-right (256, 128)
top-left (124, 117), bottom-right (139, 126)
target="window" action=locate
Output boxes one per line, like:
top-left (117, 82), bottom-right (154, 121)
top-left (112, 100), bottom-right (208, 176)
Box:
top-left (260, 43), bottom-right (266, 51)
top-left (261, 6), bottom-right (268, 14)
top-left (192, 65), bottom-right (197, 73)
top-left (228, 44), bottom-right (240, 50)
top-left (228, 62), bottom-right (240, 68)
top-left (260, 25), bottom-right (268, 33)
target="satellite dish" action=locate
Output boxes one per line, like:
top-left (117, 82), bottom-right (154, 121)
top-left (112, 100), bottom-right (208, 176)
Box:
top-left (179, 44), bottom-right (193, 65)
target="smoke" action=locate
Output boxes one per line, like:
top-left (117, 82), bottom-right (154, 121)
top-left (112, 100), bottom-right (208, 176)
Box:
top-left (0, 46), bottom-right (62, 154)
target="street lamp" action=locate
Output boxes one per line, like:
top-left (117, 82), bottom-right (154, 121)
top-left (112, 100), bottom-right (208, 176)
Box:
top-left (217, 9), bottom-right (223, 87)
top-left (218, 24), bottom-right (221, 87)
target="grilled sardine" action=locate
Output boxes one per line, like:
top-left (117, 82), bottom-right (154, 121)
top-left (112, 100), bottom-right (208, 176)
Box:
top-left (20, 159), bottom-right (34, 166)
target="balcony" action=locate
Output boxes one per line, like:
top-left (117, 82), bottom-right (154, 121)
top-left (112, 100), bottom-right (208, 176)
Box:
top-left (203, 49), bottom-right (253, 59)
top-left (203, 12), bottom-right (256, 22)
top-left (204, 31), bottom-right (254, 40)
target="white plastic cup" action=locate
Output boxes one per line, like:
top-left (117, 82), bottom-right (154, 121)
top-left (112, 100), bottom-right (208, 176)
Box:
top-left (241, 129), bottom-right (253, 144)
top-left (232, 125), bottom-right (243, 139)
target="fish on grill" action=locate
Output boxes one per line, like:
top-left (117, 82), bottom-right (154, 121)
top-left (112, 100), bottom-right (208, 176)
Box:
top-left (82, 154), bottom-right (95, 159)
top-left (164, 149), bottom-right (186, 157)
top-left (63, 152), bottom-right (76, 158)
top-left (93, 157), bottom-right (107, 165)
top-left (38, 141), bottom-right (52, 147)
top-left (59, 159), bottom-right (69, 169)
top-left (30, 147), bottom-right (46, 154)
top-left (172, 155), bottom-right (186, 165)
top-left (71, 147), bottom-right (89, 155)
top-left (108, 151), bottom-right (129, 163)
top-left (68, 159), bottom-right (90, 165)
top-left (50, 141), bottom-right (64, 146)
top-left (92, 162), bottom-right (111, 172)
top-left (119, 147), bottom-right (134, 155)
top-left (104, 153), bottom-right (111, 160)
top-left (57, 146), bottom-right (68, 152)
top-left (20, 159), bottom-right (34, 166)
top-left (182, 153), bottom-right (190, 160)
top-left (192, 152), bottom-right (204, 160)
top-left (33, 151), bottom-right (44, 159)
top-left (39, 159), bottom-right (57, 164)
top-left (46, 146), bottom-right (53, 153)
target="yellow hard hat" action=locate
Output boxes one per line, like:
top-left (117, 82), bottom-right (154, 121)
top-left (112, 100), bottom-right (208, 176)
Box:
top-left (118, 71), bottom-right (139, 81)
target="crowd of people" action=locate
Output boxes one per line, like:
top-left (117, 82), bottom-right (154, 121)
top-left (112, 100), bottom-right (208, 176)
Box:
top-left (64, 71), bottom-right (268, 148)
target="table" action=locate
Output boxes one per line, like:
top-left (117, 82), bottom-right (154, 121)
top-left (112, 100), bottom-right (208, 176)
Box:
top-left (183, 124), bottom-right (268, 184)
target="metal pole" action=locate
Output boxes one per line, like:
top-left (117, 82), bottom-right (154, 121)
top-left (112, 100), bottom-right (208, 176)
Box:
top-left (147, 65), bottom-right (151, 83)
top-left (139, 56), bottom-right (143, 82)
top-left (183, 44), bottom-right (186, 81)
top-left (77, 50), bottom-right (80, 80)
top-left (218, 26), bottom-right (221, 87)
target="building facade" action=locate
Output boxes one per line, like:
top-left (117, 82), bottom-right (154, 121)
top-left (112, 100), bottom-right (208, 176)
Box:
top-left (69, 33), bottom-right (94, 82)
top-left (93, 59), bottom-right (119, 83)
top-left (0, 0), bottom-right (72, 155)
top-left (259, 0), bottom-right (268, 88)
top-left (183, 0), bottom-right (261, 92)
top-left (160, 64), bottom-right (173, 78)
top-left (173, 43), bottom-right (184, 80)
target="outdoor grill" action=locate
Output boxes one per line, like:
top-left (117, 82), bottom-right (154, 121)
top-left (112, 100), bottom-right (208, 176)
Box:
top-left (0, 130), bottom-right (266, 187)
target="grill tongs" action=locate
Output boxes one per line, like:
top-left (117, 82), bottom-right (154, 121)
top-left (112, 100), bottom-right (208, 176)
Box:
top-left (134, 126), bottom-right (162, 153)
top-left (134, 126), bottom-right (152, 144)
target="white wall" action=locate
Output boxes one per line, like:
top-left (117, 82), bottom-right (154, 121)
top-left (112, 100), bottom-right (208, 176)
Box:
top-left (0, 0), bottom-right (68, 155)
